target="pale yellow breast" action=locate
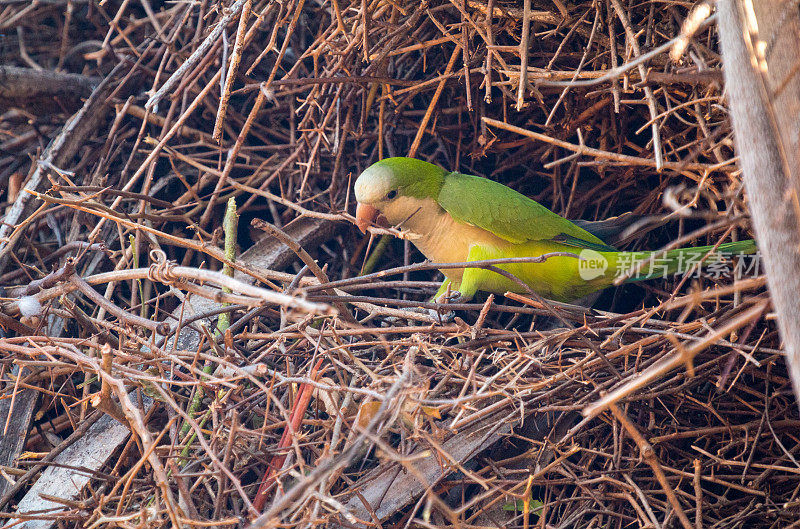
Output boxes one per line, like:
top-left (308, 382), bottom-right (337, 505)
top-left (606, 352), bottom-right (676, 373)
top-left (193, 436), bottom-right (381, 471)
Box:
top-left (381, 196), bottom-right (508, 282)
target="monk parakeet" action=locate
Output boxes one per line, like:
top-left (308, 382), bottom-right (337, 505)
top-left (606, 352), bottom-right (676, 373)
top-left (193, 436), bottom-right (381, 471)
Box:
top-left (353, 157), bottom-right (756, 303)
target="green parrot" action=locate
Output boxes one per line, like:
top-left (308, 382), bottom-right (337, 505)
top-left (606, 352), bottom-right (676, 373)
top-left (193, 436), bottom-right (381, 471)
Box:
top-left (353, 157), bottom-right (757, 304)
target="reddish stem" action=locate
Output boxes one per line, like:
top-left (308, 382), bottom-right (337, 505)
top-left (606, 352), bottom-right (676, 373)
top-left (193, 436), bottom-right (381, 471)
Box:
top-left (252, 357), bottom-right (324, 511)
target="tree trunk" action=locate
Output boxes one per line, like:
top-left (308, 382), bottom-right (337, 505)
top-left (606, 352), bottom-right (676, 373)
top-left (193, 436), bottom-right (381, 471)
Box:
top-left (717, 0), bottom-right (800, 406)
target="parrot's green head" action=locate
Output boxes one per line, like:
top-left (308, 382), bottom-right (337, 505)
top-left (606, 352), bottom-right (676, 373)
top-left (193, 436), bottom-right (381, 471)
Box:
top-left (354, 157), bottom-right (448, 232)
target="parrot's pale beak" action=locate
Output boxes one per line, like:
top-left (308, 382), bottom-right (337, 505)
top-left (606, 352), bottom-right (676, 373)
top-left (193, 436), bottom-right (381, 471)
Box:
top-left (355, 203), bottom-right (379, 233)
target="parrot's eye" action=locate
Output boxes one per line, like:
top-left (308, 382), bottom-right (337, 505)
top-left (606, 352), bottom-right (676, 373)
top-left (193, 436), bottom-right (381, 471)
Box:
top-left (386, 189), bottom-right (398, 200)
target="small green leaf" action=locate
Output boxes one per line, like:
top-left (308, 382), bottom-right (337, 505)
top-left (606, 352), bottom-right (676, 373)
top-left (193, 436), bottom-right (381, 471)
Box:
top-left (502, 499), bottom-right (543, 514)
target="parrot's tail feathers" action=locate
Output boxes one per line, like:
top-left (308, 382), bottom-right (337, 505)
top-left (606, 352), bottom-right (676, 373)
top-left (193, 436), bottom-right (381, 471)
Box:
top-left (622, 239), bottom-right (757, 283)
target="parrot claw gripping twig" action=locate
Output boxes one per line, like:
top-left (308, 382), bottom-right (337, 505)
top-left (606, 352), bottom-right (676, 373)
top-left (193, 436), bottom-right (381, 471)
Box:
top-left (390, 305), bottom-right (456, 324)
top-left (436, 291), bottom-right (465, 305)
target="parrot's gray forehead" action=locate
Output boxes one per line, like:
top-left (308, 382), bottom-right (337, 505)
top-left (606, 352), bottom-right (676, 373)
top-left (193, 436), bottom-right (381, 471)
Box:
top-left (354, 164), bottom-right (395, 203)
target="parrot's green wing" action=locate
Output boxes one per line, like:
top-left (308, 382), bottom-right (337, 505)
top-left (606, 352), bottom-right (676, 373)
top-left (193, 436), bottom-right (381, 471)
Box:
top-left (438, 172), bottom-right (617, 251)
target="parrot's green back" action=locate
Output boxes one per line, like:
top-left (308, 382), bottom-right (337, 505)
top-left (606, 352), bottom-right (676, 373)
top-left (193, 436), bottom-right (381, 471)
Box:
top-left (438, 172), bottom-right (616, 251)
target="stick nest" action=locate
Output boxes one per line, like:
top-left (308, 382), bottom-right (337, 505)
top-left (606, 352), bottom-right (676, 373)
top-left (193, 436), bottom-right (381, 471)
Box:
top-left (0, 1), bottom-right (794, 528)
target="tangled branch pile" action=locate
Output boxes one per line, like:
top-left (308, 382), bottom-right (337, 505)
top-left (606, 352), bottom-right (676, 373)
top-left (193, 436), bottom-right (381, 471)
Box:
top-left (0, 1), bottom-right (795, 528)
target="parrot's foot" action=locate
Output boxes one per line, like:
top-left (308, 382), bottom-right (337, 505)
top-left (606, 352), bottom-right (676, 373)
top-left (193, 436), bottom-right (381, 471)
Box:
top-left (435, 291), bottom-right (465, 305)
top-left (393, 305), bottom-right (455, 324)
top-left (427, 291), bottom-right (466, 323)
top-left (390, 290), bottom-right (464, 324)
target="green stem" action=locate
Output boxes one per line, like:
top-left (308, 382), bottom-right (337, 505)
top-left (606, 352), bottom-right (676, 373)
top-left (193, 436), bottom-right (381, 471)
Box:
top-left (130, 234), bottom-right (146, 320)
top-left (180, 198), bottom-right (238, 441)
top-left (361, 234), bottom-right (392, 276)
